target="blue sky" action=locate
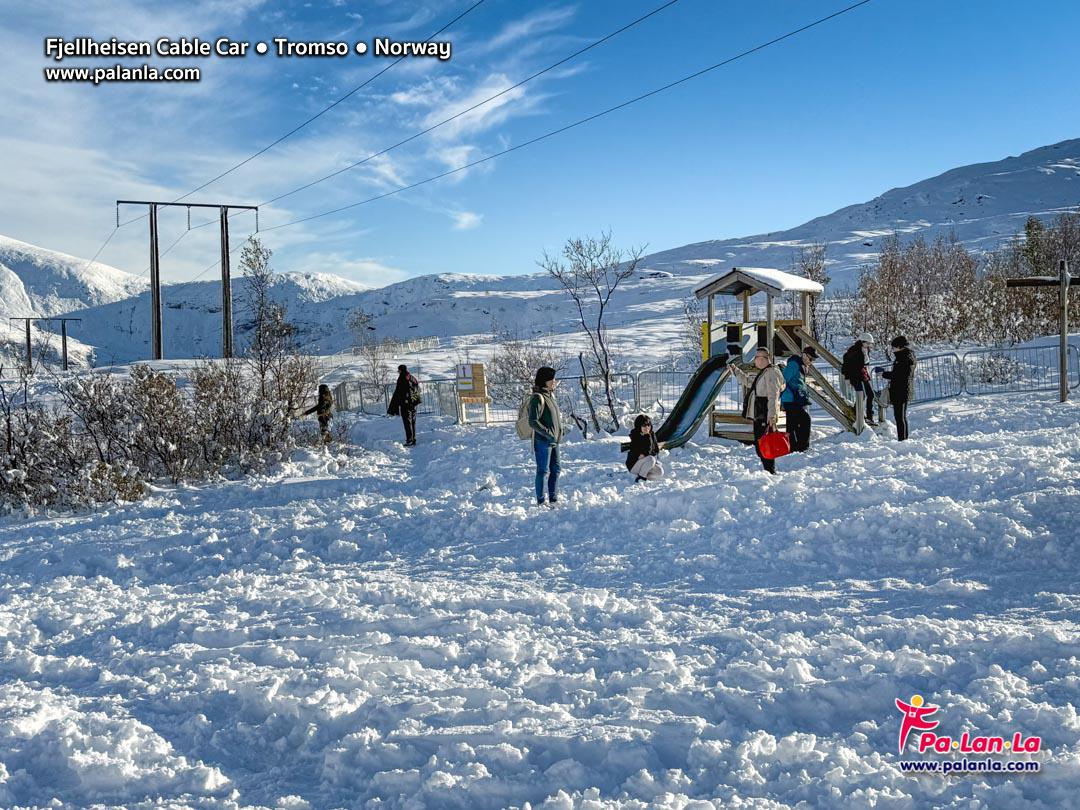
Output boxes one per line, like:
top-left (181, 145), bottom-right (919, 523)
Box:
top-left (2, 0), bottom-right (1079, 286)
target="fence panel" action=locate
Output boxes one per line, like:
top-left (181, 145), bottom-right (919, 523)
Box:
top-left (962, 345), bottom-right (1080, 397)
top-left (459, 373), bottom-right (639, 426)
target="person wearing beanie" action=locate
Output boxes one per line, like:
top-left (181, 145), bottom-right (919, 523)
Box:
top-left (388, 364), bottom-right (421, 446)
top-left (728, 347), bottom-right (786, 474)
top-left (781, 345), bottom-right (817, 452)
top-left (527, 366), bottom-right (564, 506)
top-left (841, 333), bottom-right (878, 426)
top-left (879, 336), bottom-right (917, 440)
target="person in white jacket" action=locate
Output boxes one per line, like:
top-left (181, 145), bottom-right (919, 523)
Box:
top-left (729, 347), bottom-right (786, 474)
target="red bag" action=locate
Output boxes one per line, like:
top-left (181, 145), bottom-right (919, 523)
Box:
top-left (758, 430), bottom-right (791, 460)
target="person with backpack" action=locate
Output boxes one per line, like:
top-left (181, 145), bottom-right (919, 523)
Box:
top-left (625, 414), bottom-right (664, 481)
top-left (388, 364), bottom-right (421, 446)
top-left (517, 366), bottom-right (564, 506)
top-left (842, 334), bottom-right (878, 426)
top-left (781, 346), bottom-right (817, 452)
top-left (303, 383), bottom-right (334, 442)
top-left (876, 336), bottom-right (917, 441)
top-left (729, 347), bottom-right (786, 474)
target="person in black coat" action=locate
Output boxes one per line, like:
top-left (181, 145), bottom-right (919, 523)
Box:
top-left (303, 383), bottom-right (333, 441)
top-left (388, 364), bottom-right (420, 446)
top-left (841, 334), bottom-right (878, 426)
top-left (625, 414), bottom-right (663, 481)
top-left (878, 336), bottom-right (917, 440)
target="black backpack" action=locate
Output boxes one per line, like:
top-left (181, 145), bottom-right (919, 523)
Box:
top-left (407, 375), bottom-right (422, 405)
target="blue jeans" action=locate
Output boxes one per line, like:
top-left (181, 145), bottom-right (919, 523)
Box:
top-left (533, 435), bottom-right (560, 503)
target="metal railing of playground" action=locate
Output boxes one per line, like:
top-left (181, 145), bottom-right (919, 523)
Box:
top-left (331, 344), bottom-right (1080, 424)
top-left (332, 373), bottom-right (639, 425)
top-left (960, 344), bottom-right (1080, 396)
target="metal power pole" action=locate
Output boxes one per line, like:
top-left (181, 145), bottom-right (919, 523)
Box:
top-left (220, 207), bottom-right (233, 358)
top-left (118, 200), bottom-right (257, 361)
top-left (149, 202), bottom-right (163, 360)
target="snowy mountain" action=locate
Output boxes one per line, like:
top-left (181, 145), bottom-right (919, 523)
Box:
top-left (0, 235), bottom-right (147, 320)
top-left (74, 270), bottom-right (372, 364)
top-left (642, 138), bottom-right (1080, 282)
top-left (41, 137), bottom-right (1080, 364)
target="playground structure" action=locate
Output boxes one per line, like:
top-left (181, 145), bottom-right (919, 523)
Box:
top-left (647, 267), bottom-right (865, 449)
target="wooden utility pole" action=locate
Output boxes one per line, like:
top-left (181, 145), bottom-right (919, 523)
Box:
top-left (9, 317), bottom-right (83, 373)
top-left (9, 318), bottom-right (33, 372)
top-left (149, 203), bottom-right (162, 360)
top-left (117, 200), bottom-right (258, 360)
top-left (1060, 259), bottom-right (1070, 402)
top-left (1005, 259), bottom-right (1075, 402)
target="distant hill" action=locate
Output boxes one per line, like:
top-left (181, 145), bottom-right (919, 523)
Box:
top-left (16, 137), bottom-right (1080, 365)
top-left (0, 235), bottom-right (147, 319)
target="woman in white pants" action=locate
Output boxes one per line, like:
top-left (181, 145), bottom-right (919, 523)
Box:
top-left (626, 415), bottom-right (664, 481)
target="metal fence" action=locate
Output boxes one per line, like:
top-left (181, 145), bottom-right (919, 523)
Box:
top-left (330, 345), bottom-right (1080, 425)
top-left (961, 344), bottom-right (1080, 397)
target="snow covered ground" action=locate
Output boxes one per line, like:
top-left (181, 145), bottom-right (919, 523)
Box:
top-left (0, 393), bottom-right (1078, 808)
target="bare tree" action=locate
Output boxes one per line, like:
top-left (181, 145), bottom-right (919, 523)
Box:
top-left (681, 295), bottom-right (704, 368)
top-left (240, 237), bottom-right (317, 450)
top-left (347, 307), bottom-right (394, 391)
top-left (487, 320), bottom-right (567, 407)
top-left (793, 241), bottom-right (831, 340)
top-left (539, 232), bottom-right (643, 431)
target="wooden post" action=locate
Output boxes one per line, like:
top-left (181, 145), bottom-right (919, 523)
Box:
top-left (24, 319), bottom-right (32, 373)
top-left (1060, 259), bottom-right (1070, 403)
top-left (743, 291), bottom-right (751, 323)
top-left (706, 295), bottom-right (714, 360)
top-left (801, 291), bottom-right (811, 333)
top-left (220, 207), bottom-right (234, 359)
top-left (149, 203), bottom-right (163, 361)
top-left (765, 293), bottom-right (775, 359)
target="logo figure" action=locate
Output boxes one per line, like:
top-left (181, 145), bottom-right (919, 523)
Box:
top-left (895, 694), bottom-right (939, 754)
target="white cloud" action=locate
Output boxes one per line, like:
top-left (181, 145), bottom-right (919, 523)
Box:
top-left (450, 211), bottom-right (483, 231)
top-left (290, 251), bottom-right (408, 286)
top-left (483, 6), bottom-right (577, 52)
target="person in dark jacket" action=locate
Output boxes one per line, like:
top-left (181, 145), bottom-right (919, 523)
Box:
top-left (878, 336), bottom-right (917, 441)
top-left (388, 364), bottom-right (420, 446)
top-left (303, 383), bottom-right (334, 441)
top-left (781, 346), bottom-right (817, 452)
top-left (625, 414), bottom-right (664, 481)
top-left (527, 366), bottom-right (564, 506)
top-left (842, 334), bottom-right (878, 426)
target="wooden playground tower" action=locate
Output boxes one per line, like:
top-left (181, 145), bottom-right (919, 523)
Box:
top-left (693, 267), bottom-right (866, 442)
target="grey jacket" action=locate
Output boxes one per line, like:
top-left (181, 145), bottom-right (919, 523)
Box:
top-left (527, 388), bottom-right (564, 443)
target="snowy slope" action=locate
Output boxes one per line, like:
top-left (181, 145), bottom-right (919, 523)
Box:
top-left (0, 393), bottom-right (1077, 808)
top-left (0, 235), bottom-right (147, 319)
top-left (74, 270), bottom-right (371, 364)
top-left (643, 138), bottom-right (1080, 283)
top-left (50, 137), bottom-right (1080, 363)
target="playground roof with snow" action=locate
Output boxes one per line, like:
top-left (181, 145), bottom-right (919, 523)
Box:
top-left (693, 267), bottom-right (824, 299)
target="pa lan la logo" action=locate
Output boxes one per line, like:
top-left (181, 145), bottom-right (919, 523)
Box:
top-left (895, 695), bottom-right (1042, 756)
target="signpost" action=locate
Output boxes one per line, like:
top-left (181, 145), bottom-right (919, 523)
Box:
top-left (1005, 259), bottom-right (1075, 402)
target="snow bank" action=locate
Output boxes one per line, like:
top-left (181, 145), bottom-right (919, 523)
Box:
top-left (0, 394), bottom-right (1077, 808)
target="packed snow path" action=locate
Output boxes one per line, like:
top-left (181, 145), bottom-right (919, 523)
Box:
top-left (1, 396), bottom-right (1078, 809)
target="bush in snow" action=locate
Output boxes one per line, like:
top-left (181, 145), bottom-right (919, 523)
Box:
top-left (853, 211), bottom-right (1080, 348)
top-left (240, 237), bottom-right (319, 453)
